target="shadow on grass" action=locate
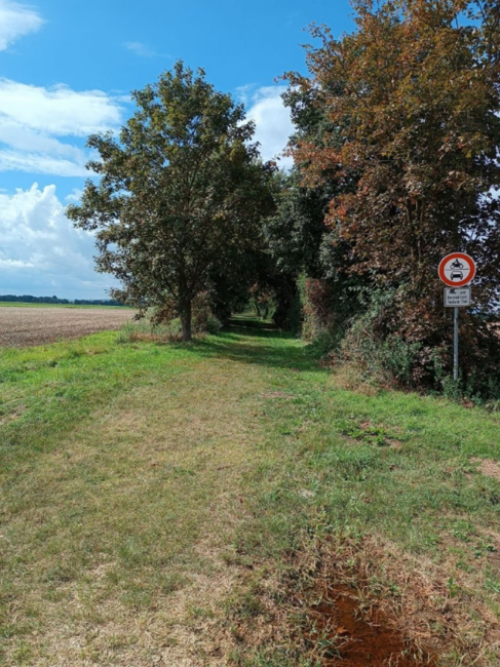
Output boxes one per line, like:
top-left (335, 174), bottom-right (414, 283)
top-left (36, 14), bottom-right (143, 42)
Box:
top-left (180, 315), bottom-right (327, 374)
top-left (227, 315), bottom-right (278, 332)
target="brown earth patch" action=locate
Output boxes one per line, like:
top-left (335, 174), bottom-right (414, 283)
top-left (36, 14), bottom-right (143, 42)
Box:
top-left (262, 391), bottom-right (295, 399)
top-left (229, 536), bottom-right (500, 666)
top-left (295, 541), bottom-right (439, 667)
top-left (0, 404), bottom-right (25, 425)
top-left (308, 586), bottom-right (434, 666)
top-left (472, 458), bottom-right (500, 482)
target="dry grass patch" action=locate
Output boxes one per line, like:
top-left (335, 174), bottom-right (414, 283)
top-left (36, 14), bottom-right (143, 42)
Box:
top-left (1, 354), bottom-right (275, 666)
top-left (228, 536), bottom-right (500, 666)
top-left (472, 458), bottom-right (500, 482)
top-left (331, 362), bottom-right (381, 396)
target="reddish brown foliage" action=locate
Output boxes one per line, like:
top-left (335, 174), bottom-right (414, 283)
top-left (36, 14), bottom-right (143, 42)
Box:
top-left (286, 0), bottom-right (500, 338)
top-left (302, 278), bottom-right (334, 340)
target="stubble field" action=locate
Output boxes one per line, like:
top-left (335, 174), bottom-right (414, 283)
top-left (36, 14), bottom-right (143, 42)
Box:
top-left (0, 306), bottom-right (134, 347)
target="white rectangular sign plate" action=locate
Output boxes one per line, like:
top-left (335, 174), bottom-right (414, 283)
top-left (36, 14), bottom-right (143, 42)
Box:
top-left (444, 287), bottom-right (471, 307)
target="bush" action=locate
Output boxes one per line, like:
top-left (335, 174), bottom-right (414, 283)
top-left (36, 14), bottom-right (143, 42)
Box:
top-left (192, 291), bottom-right (222, 334)
top-left (123, 292), bottom-right (222, 340)
top-left (206, 314), bottom-right (223, 334)
top-left (341, 320), bottom-right (421, 388)
top-left (116, 318), bottom-right (182, 344)
top-left (301, 277), bottom-right (334, 342)
top-left (249, 285), bottom-right (277, 321)
top-left (337, 287), bottom-right (500, 398)
top-left (298, 275), bottom-right (353, 349)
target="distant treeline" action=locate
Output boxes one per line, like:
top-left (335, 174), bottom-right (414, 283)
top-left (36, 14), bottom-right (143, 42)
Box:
top-left (0, 295), bottom-right (125, 306)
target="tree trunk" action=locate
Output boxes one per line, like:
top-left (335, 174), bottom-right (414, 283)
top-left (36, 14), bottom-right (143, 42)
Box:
top-left (180, 300), bottom-right (192, 342)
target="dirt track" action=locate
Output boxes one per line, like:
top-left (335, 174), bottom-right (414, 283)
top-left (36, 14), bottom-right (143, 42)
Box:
top-left (0, 307), bottom-right (134, 347)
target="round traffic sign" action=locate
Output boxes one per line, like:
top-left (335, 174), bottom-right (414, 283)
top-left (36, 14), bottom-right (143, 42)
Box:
top-left (438, 253), bottom-right (476, 287)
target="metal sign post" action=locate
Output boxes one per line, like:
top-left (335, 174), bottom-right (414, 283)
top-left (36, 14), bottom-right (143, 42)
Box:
top-left (443, 287), bottom-right (471, 382)
top-left (438, 254), bottom-right (476, 384)
top-left (454, 306), bottom-right (459, 382)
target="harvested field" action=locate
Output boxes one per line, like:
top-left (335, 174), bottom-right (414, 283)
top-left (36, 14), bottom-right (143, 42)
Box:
top-left (0, 306), bottom-right (133, 347)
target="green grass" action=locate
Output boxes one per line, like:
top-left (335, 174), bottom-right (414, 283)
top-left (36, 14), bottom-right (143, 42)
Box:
top-left (1, 317), bottom-right (500, 665)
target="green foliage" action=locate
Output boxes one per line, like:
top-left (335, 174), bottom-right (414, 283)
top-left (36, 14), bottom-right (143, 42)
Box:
top-left (192, 291), bottom-right (222, 334)
top-left (116, 318), bottom-right (184, 344)
top-left (279, 0), bottom-right (500, 399)
top-left (338, 290), bottom-right (421, 387)
top-left (68, 61), bottom-right (275, 341)
top-left (336, 288), bottom-right (500, 397)
top-left (249, 273), bottom-right (301, 332)
top-left (300, 277), bottom-right (333, 342)
top-left (208, 248), bottom-right (269, 324)
top-left (261, 170), bottom-right (362, 335)
top-left (263, 171), bottom-right (332, 280)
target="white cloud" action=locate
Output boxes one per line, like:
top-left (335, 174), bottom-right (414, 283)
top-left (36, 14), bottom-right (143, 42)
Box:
top-left (0, 258), bottom-right (34, 268)
top-left (0, 79), bottom-right (122, 136)
top-left (0, 79), bottom-right (123, 176)
top-left (0, 117), bottom-right (84, 157)
top-left (124, 41), bottom-right (156, 57)
top-left (235, 84), bottom-right (256, 107)
top-left (123, 41), bottom-right (171, 59)
top-left (0, 184), bottom-right (119, 298)
top-left (65, 188), bottom-right (84, 204)
top-left (0, 0), bottom-right (44, 51)
top-left (243, 86), bottom-right (294, 169)
top-left (0, 149), bottom-right (88, 177)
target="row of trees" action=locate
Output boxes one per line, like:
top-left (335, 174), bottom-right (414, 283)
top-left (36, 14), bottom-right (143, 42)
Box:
top-left (266, 0), bottom-right (500, 394)
top-left (0, 295), bottom-right (124, 306)
top-left (68, 0), bottom-right (500, 397)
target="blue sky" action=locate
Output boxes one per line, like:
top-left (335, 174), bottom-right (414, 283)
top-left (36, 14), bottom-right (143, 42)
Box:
top-left (0, 0), bottom-right (354, 298)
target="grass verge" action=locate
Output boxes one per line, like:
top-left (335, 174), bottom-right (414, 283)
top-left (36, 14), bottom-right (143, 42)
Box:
top-left (1, 317), bottom-right (500, 665)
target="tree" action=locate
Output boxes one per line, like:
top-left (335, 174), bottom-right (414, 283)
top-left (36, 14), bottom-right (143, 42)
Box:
top-left (257, 82), bottom-right (367, 336)
top-left (68, 62), bottom-right (275, 341)
top-left (284, 0), bottom-right (500, 389)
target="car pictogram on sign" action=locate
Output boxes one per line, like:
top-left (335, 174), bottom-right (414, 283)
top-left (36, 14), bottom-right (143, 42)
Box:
top-left (438, 253), bottom-right (476, 288)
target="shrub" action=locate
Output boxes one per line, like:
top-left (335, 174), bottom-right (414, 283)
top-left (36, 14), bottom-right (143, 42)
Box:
top-left (301, 277), bottom-right (333, 342)
top-left (122, 292), bottom-right (222, 340)
top-left (206, 314), bottom-right (223, 334)
top-left (192, 291), bottom-right (222, 334)
top-left (249, 284), bottom-right (277, 321)
top-left (338, 288), bottom-right (500, 398)
top-left (148, 300), bottom-right (177, 328)
top-left (116, 318), bottom-right (182, 344)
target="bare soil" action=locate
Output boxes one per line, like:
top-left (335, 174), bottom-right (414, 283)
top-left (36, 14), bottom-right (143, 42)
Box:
top-left (236, 535), bottom-right (500, 667)
top-left (473, 457), bottom-right (500, 482)
top-left (0, 306), bottom-right (133, 347)
top-left (309, 587), bottom-right (435, 666)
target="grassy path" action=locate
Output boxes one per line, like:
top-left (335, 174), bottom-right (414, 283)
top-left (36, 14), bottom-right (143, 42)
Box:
top-left (1, 318), bottom-right (500, 666)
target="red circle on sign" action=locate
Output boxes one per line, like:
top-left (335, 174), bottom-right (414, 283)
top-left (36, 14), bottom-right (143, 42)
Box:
top-left (438, 253), bottom-right (476, 287)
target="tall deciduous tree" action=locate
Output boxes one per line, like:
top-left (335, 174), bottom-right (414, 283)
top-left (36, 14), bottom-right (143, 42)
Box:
top-left (68, 62), bottom-right (275, 340)
top-left (286, 0), bottom-right (500, 339)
